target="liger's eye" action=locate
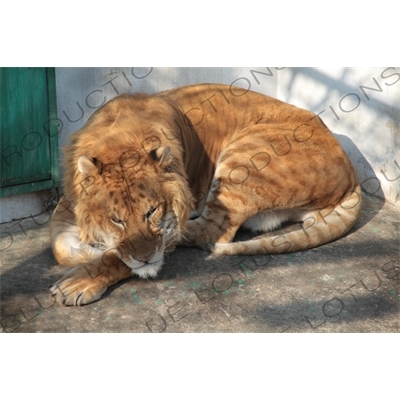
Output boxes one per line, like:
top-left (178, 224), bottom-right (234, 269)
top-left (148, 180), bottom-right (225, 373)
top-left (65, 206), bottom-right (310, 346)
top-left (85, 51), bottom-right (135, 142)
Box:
top-left (145, 206), bottom-right (158, 220)
top-left (111, 217), bottom-right (125, 226)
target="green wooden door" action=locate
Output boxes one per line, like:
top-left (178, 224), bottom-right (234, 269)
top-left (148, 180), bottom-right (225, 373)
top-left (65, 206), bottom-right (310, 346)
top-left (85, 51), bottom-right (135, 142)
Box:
top-left (0, 67), bottom-right (59, 197)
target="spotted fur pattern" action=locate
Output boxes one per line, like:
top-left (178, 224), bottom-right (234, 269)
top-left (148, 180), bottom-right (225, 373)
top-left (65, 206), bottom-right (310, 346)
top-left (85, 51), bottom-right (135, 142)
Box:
top-left (50, 84), bottom-right (361, 305)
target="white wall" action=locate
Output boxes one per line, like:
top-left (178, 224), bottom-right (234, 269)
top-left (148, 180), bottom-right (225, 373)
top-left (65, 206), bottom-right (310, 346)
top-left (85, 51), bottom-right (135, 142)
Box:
top-left (1, 67), bottom-right (398, 223)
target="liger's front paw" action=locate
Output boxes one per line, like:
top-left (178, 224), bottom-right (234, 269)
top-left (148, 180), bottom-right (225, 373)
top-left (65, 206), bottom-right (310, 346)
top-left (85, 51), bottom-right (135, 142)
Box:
top-left (50, 266), bottom-right (107, 306)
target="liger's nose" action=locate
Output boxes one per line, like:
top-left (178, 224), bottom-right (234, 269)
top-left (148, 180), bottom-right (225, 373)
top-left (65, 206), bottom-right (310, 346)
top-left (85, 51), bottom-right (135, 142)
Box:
top-left (134, 251), bottom-right (155, 263)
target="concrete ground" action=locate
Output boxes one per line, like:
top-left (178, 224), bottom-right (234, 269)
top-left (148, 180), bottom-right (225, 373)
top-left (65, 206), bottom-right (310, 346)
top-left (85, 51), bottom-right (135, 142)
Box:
top-left (0, 192), bottom-right (399, 333)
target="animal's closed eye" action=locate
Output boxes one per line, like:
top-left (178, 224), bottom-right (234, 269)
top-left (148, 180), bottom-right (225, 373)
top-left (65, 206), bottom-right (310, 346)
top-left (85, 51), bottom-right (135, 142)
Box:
top-left (111, 217), bottom-right (125, 226)
top-left (145, 206), bottom-right (158, 220)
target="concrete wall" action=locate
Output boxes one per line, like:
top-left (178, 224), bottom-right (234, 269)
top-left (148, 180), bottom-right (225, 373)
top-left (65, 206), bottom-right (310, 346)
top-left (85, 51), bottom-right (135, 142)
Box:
top-left (1, 67), bottom-right (398, 223)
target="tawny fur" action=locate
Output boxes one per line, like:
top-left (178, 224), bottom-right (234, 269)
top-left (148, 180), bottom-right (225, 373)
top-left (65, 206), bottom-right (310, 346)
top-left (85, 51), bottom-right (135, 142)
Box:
top-left (50, 84), bottom-right (361, 305)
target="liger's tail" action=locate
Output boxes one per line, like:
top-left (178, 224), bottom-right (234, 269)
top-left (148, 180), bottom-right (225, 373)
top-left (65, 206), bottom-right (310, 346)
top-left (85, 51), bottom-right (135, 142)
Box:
top-left (212, 185), bottom-right (362, 256)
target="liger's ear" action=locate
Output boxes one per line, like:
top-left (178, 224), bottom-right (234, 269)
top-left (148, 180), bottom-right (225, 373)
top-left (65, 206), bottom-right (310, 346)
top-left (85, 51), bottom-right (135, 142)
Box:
top-left (77, 156), bottom-right (100, 177)
top-left (150, 147), bottom-right (173, 169)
